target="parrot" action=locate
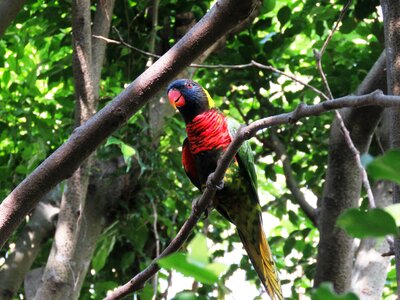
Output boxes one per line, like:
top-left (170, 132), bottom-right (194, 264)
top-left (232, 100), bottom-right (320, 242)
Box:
top-left (167, 79), bottom-right (283, 300)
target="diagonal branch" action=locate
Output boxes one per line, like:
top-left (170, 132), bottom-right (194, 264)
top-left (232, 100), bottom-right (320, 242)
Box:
top-left (0, 0), bottom-right (260, 249)
top-left (105, 90), bottom-right (400, 300)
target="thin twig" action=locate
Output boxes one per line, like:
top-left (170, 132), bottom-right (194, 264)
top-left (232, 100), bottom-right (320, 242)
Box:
top-left (92, 34), bottom-right (328, 100)
top-left (320, 0), bottom-right (353, 59)
top-left (313, 0), bottom-right (377, 208)
top-left (150, 198), bottom-right (160, 300)
top-left (104, 90), bottom-right (400, 300)
top-left (314, 0), bottom-right (352, 99)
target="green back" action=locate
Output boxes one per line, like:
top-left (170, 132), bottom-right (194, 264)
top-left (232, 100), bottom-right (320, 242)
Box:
top-left (227, 117), bottom-right (259, 197)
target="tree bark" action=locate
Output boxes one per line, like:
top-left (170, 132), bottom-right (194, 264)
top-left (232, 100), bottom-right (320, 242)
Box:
top-left (34, 1), bottom-right (116, 299)
top-left (314, 51), bottom-right (386, 291)
top-left (0, 188), bottom-right (60, 299)
top-left (71, 158), bottom-right (127, 299)
top-left (0, 0), bottom-right (259, 249)
top-left (0, 0), bottom-right (25, 38)
top-left (351, 180), bottom-right (392, 300)
top-left (381, 0), bottom-right (400, 296)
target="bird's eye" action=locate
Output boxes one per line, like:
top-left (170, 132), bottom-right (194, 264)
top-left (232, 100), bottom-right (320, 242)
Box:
top-left (185, 82), bottom-right (193, 89)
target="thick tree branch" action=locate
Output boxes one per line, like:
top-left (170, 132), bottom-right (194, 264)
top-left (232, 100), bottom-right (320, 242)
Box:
top-left (92, 0), bottom-right (116, 100)
top-left (382, 0), bottom-right (400, 296)
top-left (0, 0), bottom-right (260, 249)
top-left (105, 91), bottom-right (400, 299)
top-left (71, 158), bottom-right (127, 299)
top-left (34, 1), bottom-right (96, 298)
top-left (314, 52), bottom-right (386, 291)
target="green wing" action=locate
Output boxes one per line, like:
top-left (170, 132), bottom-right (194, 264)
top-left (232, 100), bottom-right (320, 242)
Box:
top-left (227, 117), bottom-right (259, 199)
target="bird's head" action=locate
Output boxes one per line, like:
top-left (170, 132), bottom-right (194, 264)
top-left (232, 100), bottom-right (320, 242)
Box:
top-left (167, 79), bottom-right (215, 123)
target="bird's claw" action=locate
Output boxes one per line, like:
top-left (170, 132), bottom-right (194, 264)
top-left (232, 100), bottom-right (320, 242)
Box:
top-left (206, 172), bottom-right (224, 191)
top-left (192, 197), bottom-right (212, 219)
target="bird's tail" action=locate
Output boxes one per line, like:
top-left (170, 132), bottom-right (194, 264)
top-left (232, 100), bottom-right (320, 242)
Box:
top-left (238, 221), bottom-right (283, 300)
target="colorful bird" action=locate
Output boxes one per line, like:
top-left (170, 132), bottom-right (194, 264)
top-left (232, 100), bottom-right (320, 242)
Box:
top-left (167, 79), bottom-right (282, 300)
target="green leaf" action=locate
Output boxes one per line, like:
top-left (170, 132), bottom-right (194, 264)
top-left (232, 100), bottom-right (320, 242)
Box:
top-left (92, 236), bottom-right (116, 272)
top-left (158, 234), bottom-right (228, 285)
top-left (105, 136), bottom-right (123, 147)
top-left (158, 253), bottom-right (218, 285)
top-left (138, 283), bottom-right (154, 300)
top-left (312, 282), bottom-right (359, 300)
top-left (205, 262), bottom-right (229, 276)
top-left (337, 208), bottom-right (398, 238)
top-left (121, 143), bottom-right (136, 162)
top-left (315, 20), bottom-right (325, 36)
top-left (188, 234), bottom-right (209, 264)
top-left (366, 150), bottom-right (400, 184)
top-left (277, 6), bottom-right (291, 27)
top-left (283, 236), bottom-right (296, 256)
top-left (105, 136), bottom-right (136, 169)
top-left (384, 204), bottom-right (400, 227)
top-left (173, 292), bottom-right (198, 300)
top-left (262, 0), bottom-right (276, 14)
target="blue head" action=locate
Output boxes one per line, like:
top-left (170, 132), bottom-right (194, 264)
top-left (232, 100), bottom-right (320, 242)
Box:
top-left (167, 79), bottom-right (215, 123)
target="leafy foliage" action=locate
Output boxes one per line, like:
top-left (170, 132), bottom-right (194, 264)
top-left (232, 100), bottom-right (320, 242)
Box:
top-left (158, 234), bottom-right (228, 285)
top-left (0, 0), bottom-right (391, 299)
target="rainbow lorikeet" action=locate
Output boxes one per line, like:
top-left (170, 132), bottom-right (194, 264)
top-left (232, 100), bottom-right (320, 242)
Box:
top-left (167, 79), bottom-right (282, 299)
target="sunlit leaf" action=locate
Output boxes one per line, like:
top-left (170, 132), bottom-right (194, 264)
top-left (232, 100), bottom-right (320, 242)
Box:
top-left (384, 204), bottom-right (400, 227)
top-left (312, 282), bottom-right (359, 300)
top-left (173, 292), bottom-right (198, 300)
top-left (158, 253), bottom-right (218, 285)
top-left (366, 150), bottom-right (400, 184)
top-left (337, 208), bottom-right (398, 238)
top-left (188, 233), bottom-right (209, 264)
top-left (262, 0), bottom-right (276, 14)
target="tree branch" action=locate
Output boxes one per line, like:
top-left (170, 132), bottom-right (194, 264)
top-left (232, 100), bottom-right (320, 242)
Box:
top-left (314, 51), bottom-right (387, 290)
top-left (0, 0), bottom-right (260, 249)
top-left (313, 0), bottom-right (352, 99)
top-left (93, 34), bottom-right (328, 100)
top-left (34, 0), bottom-right (95, 298)
top-left (382, 0), bottom-right (400, 296)
top-left (105, 90), bottom-right (400, 299)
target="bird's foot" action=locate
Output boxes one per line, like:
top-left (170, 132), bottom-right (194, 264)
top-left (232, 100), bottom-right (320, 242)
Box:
top-left (206, 172), bottom-right (224, 191)
top-left (192, 197), bottom-right (213, 219)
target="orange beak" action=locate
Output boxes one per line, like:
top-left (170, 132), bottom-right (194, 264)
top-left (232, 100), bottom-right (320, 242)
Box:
top-left (168, 89), bottom-right (185, 109)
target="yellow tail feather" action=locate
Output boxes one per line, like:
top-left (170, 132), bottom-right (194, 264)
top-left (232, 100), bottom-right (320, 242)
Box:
top-left (238, 222), bottom-right (283, 300)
